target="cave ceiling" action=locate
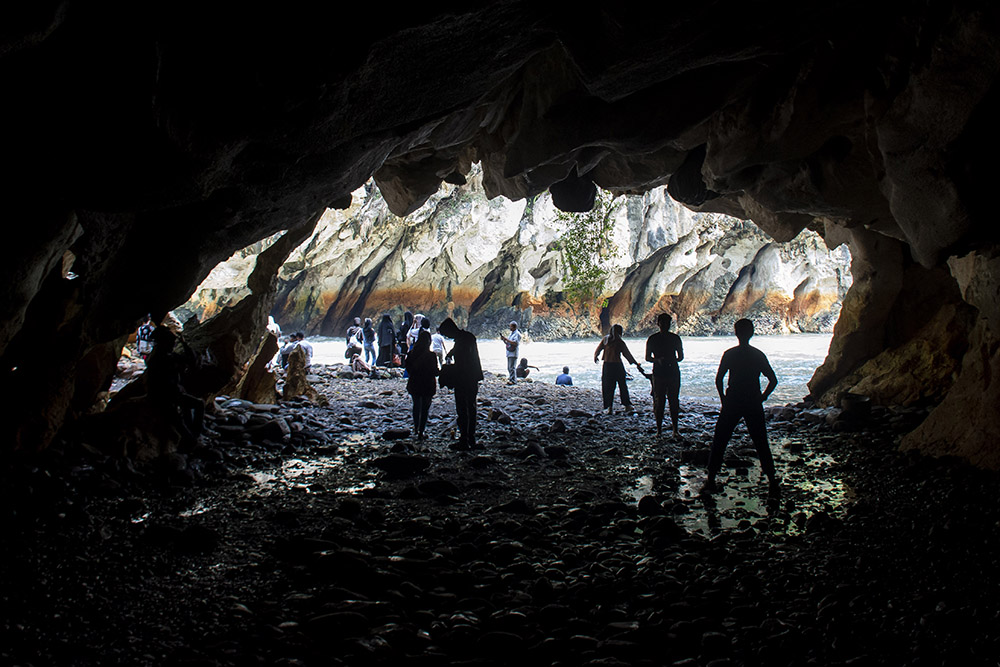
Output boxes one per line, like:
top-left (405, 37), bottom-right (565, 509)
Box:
top-left (3, 1), bottom-right (1000, 459)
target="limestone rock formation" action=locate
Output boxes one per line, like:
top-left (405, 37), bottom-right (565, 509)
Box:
top-left (4, 3), bottom-right (1000, 466)
top-left (184, 173), bottom-right (851, 339)
top-left (283, 346), bottom-right (321, 404)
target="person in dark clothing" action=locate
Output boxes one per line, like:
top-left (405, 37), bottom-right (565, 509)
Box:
top-left (397, 311), bottom-right (414, 364)
top-left (136, 315), bottom-right (155, 361)
top-left (515, 358), bottom-right (538, 379)
top-left (405, 330), bottom-right (439, 440)
top-left (440, 317), bottom-right (484, 450)
top-left (144, 327), bottom-right (204, 443)
top-left (362, 318), bottom-right (376, 366)
top-left (646, 313), bottom-right (685, 438)
top-left (704, 319), bottom-right (780, 496)
top-left (376, 314), bottom-right (395, 366)
top-left (594, 324), bottom-right (643, 414)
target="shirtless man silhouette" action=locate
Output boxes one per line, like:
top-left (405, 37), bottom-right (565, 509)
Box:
top-left (645, 313), bottom-right (684, 438)
top-left (704, 319), bottom-right (780, 495)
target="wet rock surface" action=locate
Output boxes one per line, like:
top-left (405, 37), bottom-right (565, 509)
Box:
top-left (3, 368), bottom-right (1000, 665)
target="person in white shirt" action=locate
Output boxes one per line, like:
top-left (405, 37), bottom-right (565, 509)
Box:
top-left (431, 326), bottom-right (447, 366)
top-left (294, 331), bottom-right (314, 368)
top-left (500, 321), bottom-right (521, 385)
top-left (406, 314), bottom-right (424, 350)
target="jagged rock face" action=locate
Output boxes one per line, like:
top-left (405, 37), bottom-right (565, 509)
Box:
top-left (186, 172), bottom-right (851, 339)
top-left (4, 3), bottom-right (1000, 465)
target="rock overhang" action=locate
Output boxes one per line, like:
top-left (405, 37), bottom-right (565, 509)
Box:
top-left (3, 2), bottom-right (1000, 464)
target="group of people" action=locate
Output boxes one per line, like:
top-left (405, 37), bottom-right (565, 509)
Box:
top-left (340, 313), bottom-right (449, 372)
top-left (595, 315), bottom-right (780, 494)
top-left (279, 332), bottom-right (314, 369)
top-left (401, 317), bottom-right (483, 448)
top-left (135, 307), bottom-right (781, 493)
top-left (335, 312), bottom-right (479, 447)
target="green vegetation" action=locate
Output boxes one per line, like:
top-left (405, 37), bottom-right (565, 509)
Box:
top-left (554, 190), bottom-right (624, 305)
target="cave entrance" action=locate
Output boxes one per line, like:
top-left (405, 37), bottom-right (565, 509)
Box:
top-left (172, 173), bottom-right (849, 409)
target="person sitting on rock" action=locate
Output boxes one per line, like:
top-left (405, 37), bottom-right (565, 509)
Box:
top-left (515, 358), bottom-right (538, 379)
top-left (594, 324), bottom-right (643, 414)
top-left (704, 318), bottom-right (780, 496)
top-left (351, 352), bottom-right (372, 374)
top-left (440, 317), bottom-right (483, 449)
top-left (555, 366), bottom-right (573, 386)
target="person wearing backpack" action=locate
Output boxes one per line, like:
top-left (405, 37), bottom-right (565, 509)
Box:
top-left (136, 315), bottom-right (155, 362)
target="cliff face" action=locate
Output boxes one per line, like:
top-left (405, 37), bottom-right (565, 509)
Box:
top-left (184, 169), bottom-right (850, 339)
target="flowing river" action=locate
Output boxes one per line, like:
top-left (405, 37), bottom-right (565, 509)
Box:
top-left (311, 333), bottom-right (833, 406)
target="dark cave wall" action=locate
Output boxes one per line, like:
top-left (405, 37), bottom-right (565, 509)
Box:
top-left (1, 2), bottom-right (1000, 464)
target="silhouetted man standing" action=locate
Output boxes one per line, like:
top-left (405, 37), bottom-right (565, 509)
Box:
top-left (645, 313), bottom-right (684, 438)
top-left (705, 319), bottom-right (779, 495)
top-left (441, 318), bottom-right (484, 449)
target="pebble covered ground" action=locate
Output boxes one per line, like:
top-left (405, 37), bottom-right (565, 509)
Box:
top-left (4, 365), bottom-right (1000, 666)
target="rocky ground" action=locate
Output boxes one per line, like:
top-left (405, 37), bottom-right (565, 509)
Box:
top-left (3, 365), bottom-right (1000, 666)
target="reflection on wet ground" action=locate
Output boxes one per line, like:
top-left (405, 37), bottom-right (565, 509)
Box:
top-left (626, 431), bottom-right (854, 538)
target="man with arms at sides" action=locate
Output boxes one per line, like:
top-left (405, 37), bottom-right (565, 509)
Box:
top-left (645, 313), bottom-right (684, 439)
top-left (704, 319), bottom-right (779, 496)
top-left (440, 318), bottom-right (484, 450)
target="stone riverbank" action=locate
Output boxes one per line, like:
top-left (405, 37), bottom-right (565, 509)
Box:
top-left (3, 366), bottom-right (998, 665)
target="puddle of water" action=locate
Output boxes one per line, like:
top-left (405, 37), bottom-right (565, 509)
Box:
top-left (669, 437), bottom-right (853, 538)
top-left (178, 501), bottom-right (214, 517)
top-left (244, 454), bottom-right (375, 496)
top-left (630, 475), bottom-right (654, 503)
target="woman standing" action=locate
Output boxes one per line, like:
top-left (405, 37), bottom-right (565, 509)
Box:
top-left (362, 317), bottom-right (377, 366)
top-left (405, 330), bottom-right (439, 439)
top-left (594, 324), bottom-right (644, 415)
top-left (397, 311), bottom-right (414, 364)
top-left (376, 314), bottom-right (395, 366)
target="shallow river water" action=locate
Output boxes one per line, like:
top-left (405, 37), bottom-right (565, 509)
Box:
top-left (311, 333), bottom-right (833, 405)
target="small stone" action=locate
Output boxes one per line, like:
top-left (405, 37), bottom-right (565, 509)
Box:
top-left (496, 498), bottom-right (535, 514)
top-left (418, 479), bottom-right (462, 497)
top-left (370, 454), bottom-right (430, 478)
top-left (544, 445), bottom-right (569, 459)
top-left (549, 419), bottom-right (567, 433)
top-left (637, 496), bottom-right (662, 516)
top-left (382, 428), bottom-right (411, 440)
top-left (489, 408), bottom-right (512, 425)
